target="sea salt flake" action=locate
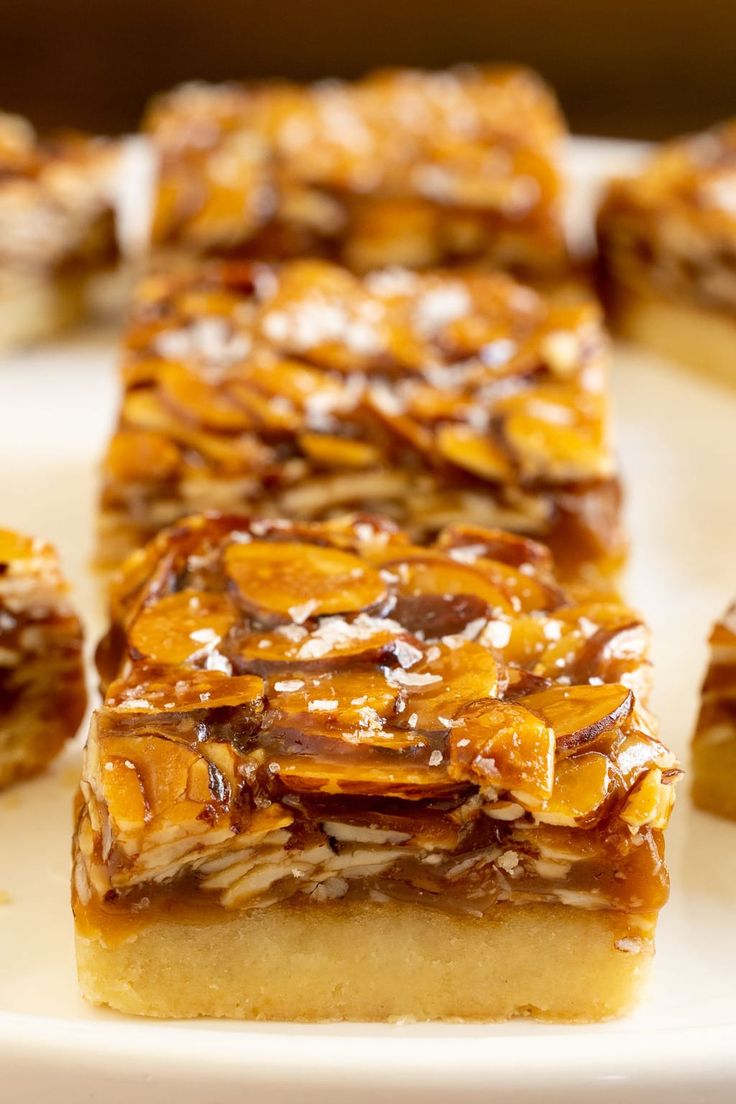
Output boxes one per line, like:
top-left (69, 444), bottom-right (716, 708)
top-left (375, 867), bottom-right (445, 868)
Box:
top-left (308, 699), bottom-right (338, 712)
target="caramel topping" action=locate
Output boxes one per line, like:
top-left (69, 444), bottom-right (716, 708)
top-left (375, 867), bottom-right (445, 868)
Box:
top-left (0, 528), bottom-right (86, 790)
top-left (129, 589), bottom-right (236, 665)
top-left (224, 540), bottom-right (387, 620)
top-left (79, 514), bottom-right (676, 919)
top-left (100, 256), bottom-right (623, 580)
top-left (450, 698), bottom-right (554, 800)
top-left (144, 66), bottom-right (566, 273)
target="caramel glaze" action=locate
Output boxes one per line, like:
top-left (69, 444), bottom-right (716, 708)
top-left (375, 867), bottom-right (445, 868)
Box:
top-left (145, 66), bottom-right (567, 279)
top-left (77, 514), bottom-right (678, 934)
top-left (99, 256), bottom-right (624, 581)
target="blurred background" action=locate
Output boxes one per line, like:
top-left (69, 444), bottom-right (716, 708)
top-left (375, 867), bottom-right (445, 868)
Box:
top-left (2, 0), bottom-right (735, 139)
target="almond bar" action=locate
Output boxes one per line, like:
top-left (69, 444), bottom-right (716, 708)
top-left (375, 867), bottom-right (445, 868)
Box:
top-left (598, 121), bottom-right (736, 384)
top-left (98, 257), bottom-right (624, 583)
top-left (692, 603), bottom-right (736, 818)
top-left (74, 512), bottom-right (678, 1021)
top-left (0, 112), bottom-right (118, 351)
top-left (0, 529), bottom-right (87, 788)
top-left (145, 66), bottom-right (567, 278)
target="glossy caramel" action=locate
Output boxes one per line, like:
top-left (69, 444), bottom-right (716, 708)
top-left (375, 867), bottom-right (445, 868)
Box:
top-left (76, 514), bottom-right (677, 929)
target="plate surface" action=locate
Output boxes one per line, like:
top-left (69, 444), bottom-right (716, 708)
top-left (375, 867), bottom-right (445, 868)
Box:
top-left (1, 140), bottom-right (736, 1102)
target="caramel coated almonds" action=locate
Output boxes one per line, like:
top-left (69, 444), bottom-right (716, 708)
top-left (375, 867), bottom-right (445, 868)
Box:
top-left (129, 589), bottom-right (236, 664)
top-left (225, 540), bottom-right (387, 619)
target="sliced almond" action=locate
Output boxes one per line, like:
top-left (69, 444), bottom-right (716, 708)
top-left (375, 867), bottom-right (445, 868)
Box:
top-left (520, 684), bottom-right (634, 752)
top-left (436, 424), bottom-right (514, 482)
top-left (435, 525), bottom-right (553, 570)
top-left (504, 412), bottom-right (609, 481)
top-left (129, 589), bottom-right (236, 665)
top-left (235, 618), bottom-right (409, 672)
top-left (224, 540), bottom-right (386, 619)
top-left (159, 363), bottom-right (254, 431)
top-left (268, 755), bottom-right (457, 799)
top-left (104, 430), bottom-right (181, 484)
top-left (227, 382), bottom-right (301, 432)
top-left (107, 667), bottom-right (264, 715)
top-left (268, 668), bottom-right (398, 730)
top-left (620, 768), bottom-right (675, 830)
top-left (100, 734), bottom-right (204, 822)
top-left (299, 433), bottom-right (381, 469)
top-left (382, 554), bottom-right (513, 615)
top-left (535, 752), bottom-right (612, 826)
top-left (401, 641), bottom-right (499, 729)
top-left (450, 698), bottom-right (554, 801)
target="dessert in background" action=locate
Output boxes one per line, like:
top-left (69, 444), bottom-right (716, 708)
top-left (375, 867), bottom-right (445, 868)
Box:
top-left (0, 528), bottom-right (86, 788)
top-left (692, 603), bottom-right (736, 818)
top-left (0, 112), bottom-right (118, 352)
top-left (598, 121), bottom-right (736, 384)
top-left (75, 512), bottom-right (677, 1021)
top-left (98, 257), bottom-right (623, 584)
top-left (145, 66), bottom-right (568, 279)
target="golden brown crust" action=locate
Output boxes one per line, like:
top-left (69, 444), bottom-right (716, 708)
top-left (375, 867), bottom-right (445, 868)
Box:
top-left (145, 66), bottom-right (567, 277)
top-left (692, 602), bottom-right (736, 818)
top-left (75, 900), bottom-right (655, 1022)
top-left (98, 257), bottom-right (625, 579)
top-left (0, 528), bottom-right (87, 788)
top-left (76, 513), bottom-right (677, 934)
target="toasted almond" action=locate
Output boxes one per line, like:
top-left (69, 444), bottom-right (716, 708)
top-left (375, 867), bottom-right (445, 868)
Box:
top-left (129, 589), bottom-right (236, 665)
top-left (520, 684), bottom-right (633, 752)
top-left (382, 554), bottom-right (513, 615)
top-left (224, 540), bottom-right (387, 619)
top-left (504, 412), bottom-right (609, 480)
top-left (535, 752), bottom-right (612, 826)
top-left (268, 755), bottom-right (457, 799)
top-left (402, 641), bottom-right (499, 729)
top-left (107, 667), bottom-right (264, 714)
top-left (235, 618), bottom-right (408, 671)
top-left (159, 363), bottom-right (254, 432)
top-left (436, 424), bottom-right (514, 482)
top-left (104, 429), bottom-right (181, 484)
top-left (450, 698), bottom-right (554, 800)
top-left (620, 768), bottom-right (675, 830)
top-left (299, 433), bottom-right (381, 469)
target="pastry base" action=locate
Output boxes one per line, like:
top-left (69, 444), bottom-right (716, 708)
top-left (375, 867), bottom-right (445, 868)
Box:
top-left (610, 288), bottom-right (736, 387)
top-left (76, 899), bottom-right (653, 1022)
top-left (692, 734), bottom-right (736, 821)
top-left (0, 271), bottom-right (86, 353)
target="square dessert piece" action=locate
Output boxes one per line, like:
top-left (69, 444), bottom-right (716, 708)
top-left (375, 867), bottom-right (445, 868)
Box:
top-left (0, 529), bottom-right (87, 788)
top-left (692, 603), bottom-right (736, 819)
top-left (145, 65), bottom-right (567, 279)
top-left (99, 258), bottom-right (624, 583)
top-left (74, 512), bottom-right (678, 1022)
top-left (598, 121), bottom-right (736, 384)
top-left (0, 112), bottom-right (118, 351)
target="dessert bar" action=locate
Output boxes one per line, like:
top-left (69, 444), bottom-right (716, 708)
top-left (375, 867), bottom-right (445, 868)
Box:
top-left (0, 112), bottom-right (117, 351)
top-left (74, 512), bottom-right (678, 1021)
top-left (0, 529), bottom-right (87, 788)
top-left (598, 121), bottom-right (736, 384)
top-left (146, 66), bottom-right (567, 278)
top-left (692, 603), bottom-right (736, 818)
top-left (99, 258), bottom-right (624, 582)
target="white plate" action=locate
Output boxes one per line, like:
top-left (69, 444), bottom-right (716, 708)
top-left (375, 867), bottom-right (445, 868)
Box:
top-left (1, 140), bottom-right (736, 1103)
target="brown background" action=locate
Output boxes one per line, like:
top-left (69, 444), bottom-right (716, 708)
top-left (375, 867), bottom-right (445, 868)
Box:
top-left (1, 0), bottom-right (734, 139)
